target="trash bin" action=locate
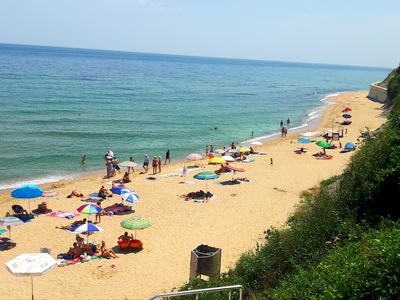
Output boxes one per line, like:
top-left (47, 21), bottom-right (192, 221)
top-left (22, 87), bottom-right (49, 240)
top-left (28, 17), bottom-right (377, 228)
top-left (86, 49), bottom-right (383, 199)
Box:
top-left (190, 244), bottom-right (221, 280)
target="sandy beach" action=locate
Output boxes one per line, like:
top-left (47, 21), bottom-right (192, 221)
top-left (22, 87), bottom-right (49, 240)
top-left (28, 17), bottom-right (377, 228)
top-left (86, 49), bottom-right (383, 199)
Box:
top-left (0, 91), bottom-right (386, 300)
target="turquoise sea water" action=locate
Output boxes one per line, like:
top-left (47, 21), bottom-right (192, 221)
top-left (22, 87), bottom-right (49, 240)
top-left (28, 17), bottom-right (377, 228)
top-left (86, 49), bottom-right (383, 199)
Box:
top-left (0, 43), bottom-right (389, 189)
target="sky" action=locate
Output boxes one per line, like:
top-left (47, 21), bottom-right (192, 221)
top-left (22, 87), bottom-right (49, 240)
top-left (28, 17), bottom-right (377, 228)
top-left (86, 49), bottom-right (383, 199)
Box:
top-left (0, 0), bottom-right (399, 68)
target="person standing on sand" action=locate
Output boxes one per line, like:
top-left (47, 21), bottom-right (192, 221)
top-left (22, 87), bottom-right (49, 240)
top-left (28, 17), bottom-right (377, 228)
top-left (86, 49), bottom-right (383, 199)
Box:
top-left (165, 149), bottom-right (171, 165)
top-left (152, 156), bottom-right (158, 174)
top-left (143, 154), bottom-right (149, 173)
top-left (127, 156), bottom-right (134, 174)
top-left (158, 156), bottom-right (162, 173)
top-left (113, 157), bottom-right (121, 174)
top-left (280, 120), bottom-right (283, 127)
top-left (95, 202), bottom-right (102, 223)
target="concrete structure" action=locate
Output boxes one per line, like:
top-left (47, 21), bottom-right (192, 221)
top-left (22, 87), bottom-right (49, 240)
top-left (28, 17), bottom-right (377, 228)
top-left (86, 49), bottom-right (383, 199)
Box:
top-left (368, 82), bottom-right (387, 103)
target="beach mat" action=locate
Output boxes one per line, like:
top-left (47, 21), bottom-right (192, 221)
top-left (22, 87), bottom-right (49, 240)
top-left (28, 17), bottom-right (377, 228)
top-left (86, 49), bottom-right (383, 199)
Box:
top-left (47, 210), bottom-right (79, 219)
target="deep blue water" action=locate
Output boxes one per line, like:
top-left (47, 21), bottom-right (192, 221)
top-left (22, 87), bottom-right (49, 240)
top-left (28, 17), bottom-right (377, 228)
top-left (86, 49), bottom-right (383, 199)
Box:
top-left (0, 43), bottom-right (389, 189)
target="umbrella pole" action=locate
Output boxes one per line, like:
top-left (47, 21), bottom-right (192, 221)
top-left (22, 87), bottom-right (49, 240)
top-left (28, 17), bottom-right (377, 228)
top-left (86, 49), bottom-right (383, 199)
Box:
top-left (8, 225), bottom-right (11, 239)
top-left (31, 275), bottom-right (34, 300)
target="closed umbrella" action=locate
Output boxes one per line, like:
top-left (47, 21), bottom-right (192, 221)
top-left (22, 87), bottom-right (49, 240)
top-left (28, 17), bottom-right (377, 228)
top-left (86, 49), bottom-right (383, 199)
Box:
top-left (6, 253), bottom-right (57, 300)
top-left (121, 216), bottom-right (151, 239)
top-left (120, 188), bottom-right (140, 204)
top-left (0, 216), bottom-right (23, 239)
top-left (11, 185), bottom-right (44, 213)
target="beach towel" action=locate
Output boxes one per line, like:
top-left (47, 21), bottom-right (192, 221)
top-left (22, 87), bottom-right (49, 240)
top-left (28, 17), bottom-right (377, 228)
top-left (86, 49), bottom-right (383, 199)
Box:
top-left (159, 173), bottom-right (180, 178)
top-left (81, 198), bottom-right (102, 203)
top-left (47, 210), bottom-right (79, 219)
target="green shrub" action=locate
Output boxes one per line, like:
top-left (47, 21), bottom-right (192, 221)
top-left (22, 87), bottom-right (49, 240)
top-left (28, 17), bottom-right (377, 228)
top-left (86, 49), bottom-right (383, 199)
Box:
top-left (269, 222), bottom-right (400, 299)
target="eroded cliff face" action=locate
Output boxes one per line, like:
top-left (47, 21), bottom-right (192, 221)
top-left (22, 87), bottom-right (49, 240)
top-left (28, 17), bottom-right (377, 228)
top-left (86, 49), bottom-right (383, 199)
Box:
top-left (386, 66), bottom-right (400, 109)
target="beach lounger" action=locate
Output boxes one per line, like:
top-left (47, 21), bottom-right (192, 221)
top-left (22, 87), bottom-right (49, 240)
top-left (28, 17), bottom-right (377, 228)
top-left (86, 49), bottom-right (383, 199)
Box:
top-left (11, 205), bottom-right (34, 221)
top-left (118, 239), bottom-right (143, 250)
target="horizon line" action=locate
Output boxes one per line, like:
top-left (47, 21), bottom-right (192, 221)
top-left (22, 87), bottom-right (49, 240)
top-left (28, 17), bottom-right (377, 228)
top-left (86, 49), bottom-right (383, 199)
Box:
top-left (0, 42), bottom-right (393, 70)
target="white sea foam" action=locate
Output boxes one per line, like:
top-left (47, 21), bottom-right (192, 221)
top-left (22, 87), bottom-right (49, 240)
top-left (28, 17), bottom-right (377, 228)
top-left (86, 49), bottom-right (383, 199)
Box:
top-left (0, 174), bottom-right (76, 191)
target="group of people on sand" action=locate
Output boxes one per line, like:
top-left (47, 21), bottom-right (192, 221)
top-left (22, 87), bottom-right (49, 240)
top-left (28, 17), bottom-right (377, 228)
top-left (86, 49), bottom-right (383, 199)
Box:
top-left (104, 150), bottom-right (121, 178)
top-left (142, 149), bottom-right (171, 174)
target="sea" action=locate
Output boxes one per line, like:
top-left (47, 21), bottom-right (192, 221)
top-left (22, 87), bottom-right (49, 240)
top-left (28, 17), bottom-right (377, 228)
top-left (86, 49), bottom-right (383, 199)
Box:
top-left (0, 43), bottom-right (390, 190)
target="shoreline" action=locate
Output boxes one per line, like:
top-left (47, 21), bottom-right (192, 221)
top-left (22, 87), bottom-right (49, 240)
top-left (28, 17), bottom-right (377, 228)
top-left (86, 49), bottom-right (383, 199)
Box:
top-left (0, 91), bottom-right (342, 193)
top-left (0, 91), bottom-right (387, 299)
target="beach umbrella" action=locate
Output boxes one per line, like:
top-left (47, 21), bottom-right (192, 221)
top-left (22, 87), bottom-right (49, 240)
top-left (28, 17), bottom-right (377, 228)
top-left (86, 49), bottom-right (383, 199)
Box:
top-left (250, 141), bottom-right (262, 146)
top-left (193, 171), bottom-right (219, 192)
top-left (342, 114), bottom-right (352, 119)
top-left (342, 107), bottom-right (352, 112)
top-left (222, 155), bottom-right (235, 162)
top-left (316, 141), bottom-right (332, 148)
top-left (120, 188), bottom-right (140, 204)
top-left (0, 217), bottom-right (23, 239)
top-left (185, 153), bottom-right (203, 161)
top-left (226, 165), bottom-right (245, 181)
top-left (298, 137), bottom-right (311, 143)
top-left (11, 185), bottom-right (44, 213)
top-left (76, 204), bottom-right (101, 215)
top-left (238, 146), bottom-right (251, 153)
top-left (213, 149), bottom-right (225, 155)
top-left (119, 161), bottom-right (138, 168)
top-left (121, 216), bottom-right (151, 239)
top-left (345, 142), bottom-right (356, 150)
top-left (73, 222), bottom-right (103, 243)
top-left (6, 253), bottom-right (57, 300)
top-left (208, 156), bottom-right (225, 164)
top-left (110, 186), bottom-right (125, 195)
top-left (41, 190), bottom-right (58, 208)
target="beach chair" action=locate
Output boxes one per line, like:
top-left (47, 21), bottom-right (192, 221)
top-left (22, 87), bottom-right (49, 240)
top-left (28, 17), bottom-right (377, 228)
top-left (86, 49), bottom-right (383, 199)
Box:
top-left (11, 205), bottom-right (34, 221)
top-left (117, 239), bottom-right (143, 250)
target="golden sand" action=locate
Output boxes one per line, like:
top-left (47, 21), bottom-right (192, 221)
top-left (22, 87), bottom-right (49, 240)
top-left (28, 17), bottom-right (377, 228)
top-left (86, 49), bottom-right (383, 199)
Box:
top-left (0, 92), bottom-right (385, 300)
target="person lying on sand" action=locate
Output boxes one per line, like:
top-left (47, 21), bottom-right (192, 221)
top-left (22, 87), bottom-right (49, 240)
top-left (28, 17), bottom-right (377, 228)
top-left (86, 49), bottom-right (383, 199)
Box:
top-left (67, 190), bottom-right (84, 198)
top-left (100, 241), bottom-right (118, 259)
top-left (215, 164), bottom-right (228, 174)
top-left (56, 218), bottom-right (87, 230)
top-left (180, 190), bottom-right (213, 201)
top-left (236, 177), bottom-right (250, 182)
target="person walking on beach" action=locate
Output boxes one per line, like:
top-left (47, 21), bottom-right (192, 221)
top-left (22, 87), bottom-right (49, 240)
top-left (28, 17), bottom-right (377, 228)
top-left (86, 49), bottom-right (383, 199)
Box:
top-left (152, 156), bottom-right (158, 174)
top-left (280, 120), bottom-right (284, 127)
top-left (165, 149), bottom-right (171, 165)
top-left (143, 154), bottom-right (149, 173)
top-left (158, 156), bottom-right (162, 173)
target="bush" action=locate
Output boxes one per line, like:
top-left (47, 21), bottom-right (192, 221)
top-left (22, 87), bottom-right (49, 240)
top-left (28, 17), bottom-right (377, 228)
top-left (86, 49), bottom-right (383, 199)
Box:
top-left (269, 222), bottom-right (400, 299)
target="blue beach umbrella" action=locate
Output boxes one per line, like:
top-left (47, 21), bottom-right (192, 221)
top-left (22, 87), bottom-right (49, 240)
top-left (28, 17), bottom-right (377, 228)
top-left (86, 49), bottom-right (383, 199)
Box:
top-left (298, 137), bottom-right (311, 143)
top-left (342, 114), bottom-right (352, 119)
top-left (111, 186), bottom-right (124, 195)
top-left (120, 188), bottom-right (140, 204)
top-left (11, 185), bottom-right (44, 213)
top-left (344, 142), bottom-right (356, 150)
top-left (193, 171), bottom-right (219, 192)
top-left (73, 223), bottom-right (103, 243)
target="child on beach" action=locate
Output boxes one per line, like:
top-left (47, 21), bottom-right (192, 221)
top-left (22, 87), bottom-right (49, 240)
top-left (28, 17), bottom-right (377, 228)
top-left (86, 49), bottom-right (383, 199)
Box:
top-left (152, 156), bottom-right (158, 174)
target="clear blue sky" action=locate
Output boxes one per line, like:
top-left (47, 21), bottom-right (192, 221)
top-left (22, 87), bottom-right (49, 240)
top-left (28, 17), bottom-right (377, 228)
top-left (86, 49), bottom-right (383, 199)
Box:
top-left (1, 0), bottom-right (399, 67)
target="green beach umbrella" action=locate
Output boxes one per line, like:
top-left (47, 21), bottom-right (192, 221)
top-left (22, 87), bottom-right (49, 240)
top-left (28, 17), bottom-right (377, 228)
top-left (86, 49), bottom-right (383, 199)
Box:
top-left (120, 216), bottom-right (151, 239)
top-left (316, 141), bottom-right (332, 148)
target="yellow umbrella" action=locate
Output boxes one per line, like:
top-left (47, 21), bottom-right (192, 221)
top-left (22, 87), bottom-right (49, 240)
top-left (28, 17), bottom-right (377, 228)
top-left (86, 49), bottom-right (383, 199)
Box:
top-left (238, 146), bottom-right (250, 153)
top-left (208, 156), bottom-right (226, 164)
